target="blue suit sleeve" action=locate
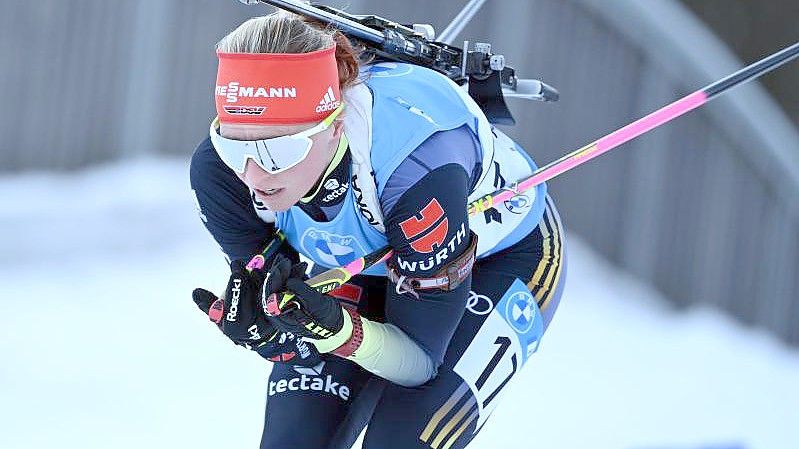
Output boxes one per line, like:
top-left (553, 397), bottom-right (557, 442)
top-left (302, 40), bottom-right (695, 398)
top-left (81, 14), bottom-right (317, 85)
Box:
top-left (383, 163), bottom-right (473, 368)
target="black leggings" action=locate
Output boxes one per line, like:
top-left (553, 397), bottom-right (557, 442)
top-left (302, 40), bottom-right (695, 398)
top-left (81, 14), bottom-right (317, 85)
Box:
top-left (261, 198), bottom-right (566, 449)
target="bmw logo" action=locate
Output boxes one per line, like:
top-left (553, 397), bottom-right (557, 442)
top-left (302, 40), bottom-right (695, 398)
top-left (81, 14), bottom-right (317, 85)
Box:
top-left (505, 291), bottom-right (536, 334)
top-left (313, 239), bottom-right (355, 266)
top-left (504, 194), bottom-right (530, 214)
top-left (300, 229), bottom-right (365, 268)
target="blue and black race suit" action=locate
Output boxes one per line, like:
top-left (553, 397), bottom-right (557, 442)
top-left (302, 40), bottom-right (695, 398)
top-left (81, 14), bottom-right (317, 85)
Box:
top-left (190, 63), bottom-right (567, 449)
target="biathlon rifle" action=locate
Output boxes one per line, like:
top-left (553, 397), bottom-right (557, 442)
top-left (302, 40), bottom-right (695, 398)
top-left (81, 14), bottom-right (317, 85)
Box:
top-left (238, 0), bottom-right (559, 125)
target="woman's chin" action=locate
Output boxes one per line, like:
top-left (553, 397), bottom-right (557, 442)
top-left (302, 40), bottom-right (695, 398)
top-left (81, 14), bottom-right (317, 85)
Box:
top-left (257, 191), bottom-right (298, 212)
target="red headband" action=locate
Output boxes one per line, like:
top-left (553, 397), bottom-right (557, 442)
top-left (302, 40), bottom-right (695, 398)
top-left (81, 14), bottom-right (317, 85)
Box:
top-left (215, 46), bottom-right (341, 124)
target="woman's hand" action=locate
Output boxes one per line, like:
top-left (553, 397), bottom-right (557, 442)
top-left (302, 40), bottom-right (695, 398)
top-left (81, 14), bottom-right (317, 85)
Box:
top-left (261, 255), bottom-right (346, 341)
top-left (193, 259), bottom-right (321, 365)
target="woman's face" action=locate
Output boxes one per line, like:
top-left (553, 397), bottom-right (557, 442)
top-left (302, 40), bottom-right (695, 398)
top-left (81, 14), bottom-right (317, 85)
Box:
top-left (220, 118), bottom-right (344, 212)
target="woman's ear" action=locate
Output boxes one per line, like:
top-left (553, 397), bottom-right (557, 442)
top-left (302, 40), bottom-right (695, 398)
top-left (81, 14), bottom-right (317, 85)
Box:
top-left (331, 118), bottom-right (345, 139)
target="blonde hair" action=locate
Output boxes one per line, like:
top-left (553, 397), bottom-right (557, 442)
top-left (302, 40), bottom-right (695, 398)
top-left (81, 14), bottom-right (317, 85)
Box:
top-left (217, 11), bottom-right (364, 89)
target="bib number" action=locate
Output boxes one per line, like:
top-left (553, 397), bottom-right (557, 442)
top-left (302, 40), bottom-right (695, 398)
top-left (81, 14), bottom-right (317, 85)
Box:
top-left (453, 279), bottom-right (544, 431)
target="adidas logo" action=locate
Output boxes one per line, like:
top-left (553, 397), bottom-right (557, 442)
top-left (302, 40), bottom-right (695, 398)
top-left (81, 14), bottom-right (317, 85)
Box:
top-left (315, 86), bottom-right (341, 113)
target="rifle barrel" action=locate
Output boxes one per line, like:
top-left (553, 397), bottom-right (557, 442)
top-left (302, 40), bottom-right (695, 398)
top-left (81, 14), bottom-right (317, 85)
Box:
top-left (258, 0), bottom-right (384, 44)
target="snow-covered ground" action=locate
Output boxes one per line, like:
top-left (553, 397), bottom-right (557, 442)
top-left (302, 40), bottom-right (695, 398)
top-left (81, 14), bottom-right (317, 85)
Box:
top-left (2, 159), bottom-right (797, 449)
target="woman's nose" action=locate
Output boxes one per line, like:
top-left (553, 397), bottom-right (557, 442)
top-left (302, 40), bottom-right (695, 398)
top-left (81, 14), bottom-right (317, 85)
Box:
top-left (241, 159), bottom-right (271, 184)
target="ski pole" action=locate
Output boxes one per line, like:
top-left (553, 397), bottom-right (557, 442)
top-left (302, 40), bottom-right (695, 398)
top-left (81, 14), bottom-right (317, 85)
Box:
top-left (475, 40), bottom-right (799, 211)
top-left (247, 244), bottom-right (393, 297)
top-left (437, 0), bottom-right (488, 45)
top-left (256, 41), bottom-right (799, 287)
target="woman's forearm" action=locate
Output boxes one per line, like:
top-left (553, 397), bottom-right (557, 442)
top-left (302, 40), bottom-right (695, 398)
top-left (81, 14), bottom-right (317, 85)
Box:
top-left (309, 312), bottom-right (436, 387)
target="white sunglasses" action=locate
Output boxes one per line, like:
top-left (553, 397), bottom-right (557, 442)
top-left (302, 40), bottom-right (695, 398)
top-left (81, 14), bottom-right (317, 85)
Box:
top-left (210, 102), bottom-right (344, 174)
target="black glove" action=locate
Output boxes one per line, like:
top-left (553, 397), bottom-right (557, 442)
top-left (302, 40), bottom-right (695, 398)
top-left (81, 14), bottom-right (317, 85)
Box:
top-left (193, 259), bottom-right (321, 365)
top-left (262, 254), bottom-right (345, 340)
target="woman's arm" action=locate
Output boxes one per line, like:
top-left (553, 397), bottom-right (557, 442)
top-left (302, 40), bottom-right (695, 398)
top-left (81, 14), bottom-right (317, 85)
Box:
top-left (189, 136), bottom-right (274, 262)
top-left (311, 127), bottom-right (479, 386)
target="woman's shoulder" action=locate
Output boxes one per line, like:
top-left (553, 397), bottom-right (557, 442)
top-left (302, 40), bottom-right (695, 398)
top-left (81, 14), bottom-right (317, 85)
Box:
top-left (190, 136), bottom-right (219, 173)
top-left (380, 125), bottom-right (480, 215)
top-left (362, 62), bottom-right (462, 99)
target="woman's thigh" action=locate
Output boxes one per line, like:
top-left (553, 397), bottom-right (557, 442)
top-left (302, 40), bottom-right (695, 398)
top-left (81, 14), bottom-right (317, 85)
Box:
top-left (260, 273), bottom-right (390, 449)
top-left (363, 197), bottom-right (567, 449)
top-left (260, 356), bottom-right (381, 449)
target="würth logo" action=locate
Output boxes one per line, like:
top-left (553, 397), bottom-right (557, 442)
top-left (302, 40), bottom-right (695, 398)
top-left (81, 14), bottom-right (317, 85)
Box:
top-left (399, 198), bottom-right (448, 253)
top-left (316, 86), bottom-right (341, 113)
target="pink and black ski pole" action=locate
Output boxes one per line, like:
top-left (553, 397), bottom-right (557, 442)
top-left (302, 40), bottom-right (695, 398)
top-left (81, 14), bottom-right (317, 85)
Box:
top-left (258, 41), bottom-right (799, 286)
top-left (469, 41), bottom-right (799, 212)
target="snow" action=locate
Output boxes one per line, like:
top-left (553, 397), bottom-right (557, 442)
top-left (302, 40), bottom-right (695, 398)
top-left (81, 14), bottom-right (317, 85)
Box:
top-left (1, 158), bottom-right (797, 449)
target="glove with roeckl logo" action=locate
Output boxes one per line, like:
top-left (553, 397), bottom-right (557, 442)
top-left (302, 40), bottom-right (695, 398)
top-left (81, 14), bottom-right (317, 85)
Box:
top-left (192, 259), bottom-right (321, 365)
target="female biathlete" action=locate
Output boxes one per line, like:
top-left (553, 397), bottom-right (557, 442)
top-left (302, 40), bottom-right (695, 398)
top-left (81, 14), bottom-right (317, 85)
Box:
top-left (190, 11), bottom-right (566, 449)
